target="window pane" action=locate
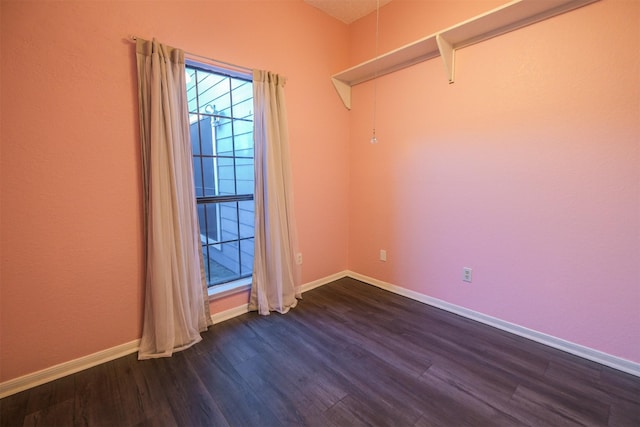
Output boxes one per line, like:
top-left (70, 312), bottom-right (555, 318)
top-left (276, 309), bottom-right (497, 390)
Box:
top-left (235, 158), bottom-right (254, 195)
top-left (197, 204), bottom-right (206, 239)
top-left (215, 117), bottom-right (233, 155)
top-left (233, 98), bottom-right (253, 121)
top-left (197, 203), bottom-right (218, 244)
top-left (219, 202), bottom-right (239, 241)
top-left (240, 238), bottom-right (254, 276)
top-left (189, 114), bottom-right (201, 155)
top-left (216, 157), bottom-right (236, 195)
top-left (238, 200), bottom-right (254, 239)
top-left (186, 69), bottom-right (198, 112)
top-left (193, 158), bottom-right (203, 197)
top-left (205, 203), bottom-right (219, 242)
top-left (234, 120), bottom-right (253, 157)
top-left (201, 157), bottom-right (219, 197)
top-left (202, 244), bottom-right (211, 284)
top-left (231, 77), bottom-right (249, 90)
top-left (187, 63), bottom-right (254, 288)
top-left (232, 80), bottom-right (253, 119)
top-left (207, 241), bottom-right (240, 284)
top-left (199, 116), bottom-right (215, 156)
top-left (197, 73), bottom-right (230, 117)
top-left (201, 85), bottom-right (231, 118)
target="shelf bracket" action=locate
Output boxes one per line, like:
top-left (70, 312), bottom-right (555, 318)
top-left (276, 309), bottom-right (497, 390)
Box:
top-left (330, 0), bottom-right (600, 108)
top-left (436, 34), bottom-right (455, 84)
top-left (331, 77), bottom-right (352, 110)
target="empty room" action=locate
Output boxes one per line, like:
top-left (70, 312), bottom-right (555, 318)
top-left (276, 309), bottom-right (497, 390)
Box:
top-left (1, 0), bottom-right (638, 425)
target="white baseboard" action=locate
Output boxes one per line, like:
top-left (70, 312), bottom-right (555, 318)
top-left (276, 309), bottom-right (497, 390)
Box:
top-left (209, 270), bottom-right (349, 324)
top-left (300, 270), bottom-right (349, 293)
top-left (0, 272), bottom-right (347, 398)
top-left (7, 268), bottom-right (633, 399)
top-left (211, 304), bottom-right (250, 324)
top-left (346, 270), bottom-right (640, 378)
top-left (0, 340), bottom-right (140, 399)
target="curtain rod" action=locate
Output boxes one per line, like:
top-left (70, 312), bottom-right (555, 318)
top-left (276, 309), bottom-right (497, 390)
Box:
top-left (129, 35), bottom-right (253, 74)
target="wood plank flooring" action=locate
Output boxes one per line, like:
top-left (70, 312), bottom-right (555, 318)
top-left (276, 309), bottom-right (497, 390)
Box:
top-left (1, 277), bottom-right (639, 426)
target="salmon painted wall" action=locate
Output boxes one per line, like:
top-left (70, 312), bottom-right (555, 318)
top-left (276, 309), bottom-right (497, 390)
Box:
top-left (347, 0), bottom-right (640, 363)
top-left (0, 0), bottom-right (349, 382)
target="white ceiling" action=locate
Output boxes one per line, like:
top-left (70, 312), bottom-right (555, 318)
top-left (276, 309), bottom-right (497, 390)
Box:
top-left (304, 0), bottom-right (393, 24)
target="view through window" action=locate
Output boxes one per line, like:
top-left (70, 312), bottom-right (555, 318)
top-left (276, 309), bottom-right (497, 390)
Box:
top-left (186, 61), bottom-right (254, 287)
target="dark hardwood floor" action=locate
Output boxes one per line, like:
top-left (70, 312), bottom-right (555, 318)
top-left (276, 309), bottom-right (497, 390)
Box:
top-left (2, 277), bottom-right (639, 426)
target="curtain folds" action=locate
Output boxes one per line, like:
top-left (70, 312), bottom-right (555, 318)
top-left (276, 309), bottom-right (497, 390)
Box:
top-left (135, 38), bottom-right (212, 360)
top-left (249, 70), bottom-right (301, 315)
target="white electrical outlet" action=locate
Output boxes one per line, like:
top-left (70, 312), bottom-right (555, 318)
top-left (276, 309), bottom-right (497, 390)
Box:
top-left (296, 253), bottom-right (303, 265)
top-left (380, 250), bottom-right (387, 262)
top-left (462, 267), bottom-right (472, 283)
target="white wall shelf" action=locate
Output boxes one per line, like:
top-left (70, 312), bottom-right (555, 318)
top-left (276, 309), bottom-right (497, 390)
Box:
top-left (331, 0), bottom-right (599, 109)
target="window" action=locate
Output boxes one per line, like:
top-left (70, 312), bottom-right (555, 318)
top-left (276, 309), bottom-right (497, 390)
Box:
top-left (185, 61), bottom-right (254, 288)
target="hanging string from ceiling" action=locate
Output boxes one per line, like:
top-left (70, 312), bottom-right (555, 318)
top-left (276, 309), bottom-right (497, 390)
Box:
top-left (370, 0), bottom-right (380, 144)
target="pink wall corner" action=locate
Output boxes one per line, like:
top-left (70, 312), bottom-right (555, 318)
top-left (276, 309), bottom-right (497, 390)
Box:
top-left (348, 0), bottom-right (640, 363)
top-left (0, 0), bottom-right (350, 382)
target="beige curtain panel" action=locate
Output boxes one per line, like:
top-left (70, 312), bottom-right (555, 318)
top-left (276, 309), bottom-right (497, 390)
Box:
top-left (135, 38), bottom-right (211, 359)
top-left (249, 70), bottom-right (301, 315)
